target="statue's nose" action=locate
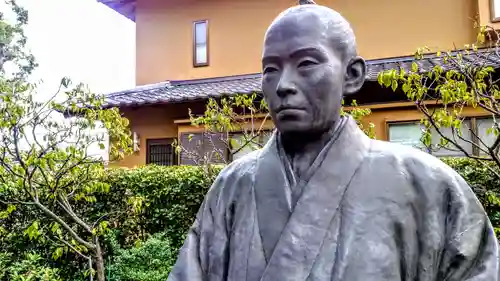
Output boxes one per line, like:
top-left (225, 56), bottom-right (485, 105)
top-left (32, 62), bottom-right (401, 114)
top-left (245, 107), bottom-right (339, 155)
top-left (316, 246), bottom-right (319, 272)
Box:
top-left (276, 69), bottom-right (298, 97)
top-left (276, 84), bottom-right (297, 97)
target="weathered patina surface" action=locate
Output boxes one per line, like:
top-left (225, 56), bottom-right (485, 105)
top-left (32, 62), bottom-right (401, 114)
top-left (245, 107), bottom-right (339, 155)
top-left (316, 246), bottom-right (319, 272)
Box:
top-left (167, 1), bottom-right (499, 280)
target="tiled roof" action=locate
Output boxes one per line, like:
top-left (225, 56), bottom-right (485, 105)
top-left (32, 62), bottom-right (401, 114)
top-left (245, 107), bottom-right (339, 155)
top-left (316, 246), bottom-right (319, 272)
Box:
top-left (98, 0), bottom-right (135, 21)
top-left (104, 50), bottom-right (500, 108)
top-left (103, 74), bottom-right (262, 108)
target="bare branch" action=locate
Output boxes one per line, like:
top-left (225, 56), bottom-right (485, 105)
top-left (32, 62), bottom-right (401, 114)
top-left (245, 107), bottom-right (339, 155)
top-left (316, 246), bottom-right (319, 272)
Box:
top-left (56, 236), bottom-right (91, 261)
top-left (33, 200), bottom-right (95, 250)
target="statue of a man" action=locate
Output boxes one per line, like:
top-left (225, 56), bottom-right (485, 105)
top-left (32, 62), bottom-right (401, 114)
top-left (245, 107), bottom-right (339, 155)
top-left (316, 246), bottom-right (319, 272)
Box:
top-left (167, 1), bottom-right (499, 280)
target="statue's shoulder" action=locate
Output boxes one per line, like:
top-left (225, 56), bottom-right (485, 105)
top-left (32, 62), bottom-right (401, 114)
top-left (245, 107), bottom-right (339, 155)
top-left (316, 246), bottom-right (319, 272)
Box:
top-left (219, 149), bottom-right (261, 176)
top-left (367, 139), bottom-right (460, 181)
top-left (209, 149), bottom-right (261, 189)
top-left (205, 149), bottom-right (261, 205)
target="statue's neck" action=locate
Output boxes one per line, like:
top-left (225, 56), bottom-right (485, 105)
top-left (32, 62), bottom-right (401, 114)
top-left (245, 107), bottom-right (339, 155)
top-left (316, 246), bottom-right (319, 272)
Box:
top-left (280, 117), bottom-right (343, 178)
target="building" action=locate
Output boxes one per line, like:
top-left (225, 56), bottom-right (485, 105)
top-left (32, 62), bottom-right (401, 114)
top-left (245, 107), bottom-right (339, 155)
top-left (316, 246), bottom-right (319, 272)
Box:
top-left (98, 0), bottom-right (500, 168)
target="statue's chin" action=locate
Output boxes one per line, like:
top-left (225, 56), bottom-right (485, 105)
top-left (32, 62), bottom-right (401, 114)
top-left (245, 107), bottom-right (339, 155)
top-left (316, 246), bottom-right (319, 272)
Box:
top-left (276, 122), bottom-right (316, 136)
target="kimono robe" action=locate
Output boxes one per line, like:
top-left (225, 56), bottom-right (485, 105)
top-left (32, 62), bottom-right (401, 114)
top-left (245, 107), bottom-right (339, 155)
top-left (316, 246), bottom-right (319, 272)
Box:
top-left (167, 116), bottom-right (499, 281)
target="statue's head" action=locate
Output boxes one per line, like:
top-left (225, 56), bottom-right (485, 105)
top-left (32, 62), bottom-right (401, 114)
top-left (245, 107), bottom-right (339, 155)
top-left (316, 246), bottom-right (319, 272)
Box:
top-left (261, 0), bottom-right (366, 136)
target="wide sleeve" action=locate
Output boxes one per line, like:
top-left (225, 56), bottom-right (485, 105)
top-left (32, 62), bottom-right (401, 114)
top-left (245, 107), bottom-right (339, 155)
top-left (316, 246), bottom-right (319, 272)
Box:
top-left (437, 171), bottom-right (500, 281)
top-left (167, 175), bottom-right (225, 281)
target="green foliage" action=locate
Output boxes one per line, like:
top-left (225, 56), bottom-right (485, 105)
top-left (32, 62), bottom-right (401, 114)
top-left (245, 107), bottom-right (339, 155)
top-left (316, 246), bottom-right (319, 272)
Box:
top-left (0, 252), bottom-right (61, 281)
top-left (0, 0), bottom-right (37, 78)
top-left (0, 1), bottom-right (134, 280)
top-left (107, 232), bottom-right (177, 281)
top-left (181, 94), bottom-right (377, 164)
top-left (1, 160), bottom-right (499, 279)
top-left (341, 99), bottom-right (376, 139)
top-left (377, 23), bottom-right (500, 178)
top-left (442, 157), bottom-right (500, 233)
top-left (190, 93), bottom-right (269, 134)
top-left (104, 165), bottom-right (221, 249)
top-left (0, 164), bottom-right (220, 280)
top-left (176, 93), bottom-right (271, 164)
top-left (0, 76), bottom-right (133, 280)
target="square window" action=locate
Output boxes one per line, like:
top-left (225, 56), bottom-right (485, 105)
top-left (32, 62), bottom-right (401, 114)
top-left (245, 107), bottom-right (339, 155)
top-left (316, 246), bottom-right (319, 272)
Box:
top-left (146, 138), bottom-right (176, 166)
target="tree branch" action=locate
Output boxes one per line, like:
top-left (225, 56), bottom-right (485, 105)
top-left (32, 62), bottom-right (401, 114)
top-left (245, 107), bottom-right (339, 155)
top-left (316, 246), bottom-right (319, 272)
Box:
top-left (56, 236), bottom-right (91, 261)
top-left (57, 193), bottom-right (92, 234)
top-left (33, 200), bottom-right (95, 250)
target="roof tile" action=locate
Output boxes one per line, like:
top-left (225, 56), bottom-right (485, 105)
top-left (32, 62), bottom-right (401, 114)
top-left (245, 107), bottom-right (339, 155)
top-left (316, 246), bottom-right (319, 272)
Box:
top-left (104, 50), bottom-right (500, 108)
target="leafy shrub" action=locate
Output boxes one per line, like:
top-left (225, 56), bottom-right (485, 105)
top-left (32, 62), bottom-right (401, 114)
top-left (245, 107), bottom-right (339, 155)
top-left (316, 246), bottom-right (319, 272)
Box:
top-left (0, 252), bottom-right (61, 281)
top-left (0, 165), bottom-right (221, 280)
top-left (107, 232), bottom-right (177, 281)
top-left (2, 160), bottom-right (498, 279)
top-left (103, 165), bottom-right (222, 249)
top-left (442, 157), bottom-right (500, 232)
top-left (100, 165), bottom-right (221, 279)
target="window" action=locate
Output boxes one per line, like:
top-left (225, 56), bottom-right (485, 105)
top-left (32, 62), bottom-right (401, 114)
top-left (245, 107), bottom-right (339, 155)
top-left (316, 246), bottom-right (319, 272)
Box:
top-left (193, 20), bottom-right (208, 67)
top-left (230, 132), bottom-right (271, 161)
top-left (430, 120), bottom-right (473, 157)
top-left (178, 132), bottom-right (228, 165)
top-left (388, 122), bottom-right (426, 150)
top-left (146, 138), bottom-right (176, 166)
top-left (492, 0), bottom-right (500, 22)
top-left (388, 119), bottom-right (477, 157)
top-left (477, 117), bottom-right (499, 154)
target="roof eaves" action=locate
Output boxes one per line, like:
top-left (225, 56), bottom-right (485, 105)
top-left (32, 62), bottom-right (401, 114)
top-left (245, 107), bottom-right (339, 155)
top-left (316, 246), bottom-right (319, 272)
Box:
top-left (97, 0), bottom-right (136, 22)
top-left (104, 49), bottom-right (500, 108)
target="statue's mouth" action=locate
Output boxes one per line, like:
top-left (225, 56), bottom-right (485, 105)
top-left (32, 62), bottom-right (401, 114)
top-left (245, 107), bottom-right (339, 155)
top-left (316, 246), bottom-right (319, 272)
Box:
top-left (276, 105), bottom-right (306, 113)
top-left (276, 107), bottom-right (306, 121)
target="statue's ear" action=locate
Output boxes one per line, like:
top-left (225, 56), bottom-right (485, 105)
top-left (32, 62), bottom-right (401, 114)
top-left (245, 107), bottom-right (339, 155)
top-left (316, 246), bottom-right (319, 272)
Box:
top-left (344, 56), bottom-right (366, 95)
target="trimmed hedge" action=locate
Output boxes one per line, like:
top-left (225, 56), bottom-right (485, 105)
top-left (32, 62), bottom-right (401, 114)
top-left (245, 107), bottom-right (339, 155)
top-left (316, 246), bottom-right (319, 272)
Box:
top-left (1, 158), bottom-right (498, 280)
top-left (103, 165), bottom-right (223, 249)
top-left (110, 159), bottom-right (499, 245)
top-left (104, 158), bottom-right (500, 279)
top-left (102, 165), bottom-right (222, 281)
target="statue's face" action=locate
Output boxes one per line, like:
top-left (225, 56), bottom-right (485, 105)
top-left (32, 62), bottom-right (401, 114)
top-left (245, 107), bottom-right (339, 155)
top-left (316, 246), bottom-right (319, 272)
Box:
top-left (261, 9), bottom-right (364, 136)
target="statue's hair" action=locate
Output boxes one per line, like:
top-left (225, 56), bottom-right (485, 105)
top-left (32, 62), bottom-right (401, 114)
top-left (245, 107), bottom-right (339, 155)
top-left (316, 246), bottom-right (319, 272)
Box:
top-left (267, 1), bottom-right (357, 62)
top-left (299, 0), bottom-right (317, 4)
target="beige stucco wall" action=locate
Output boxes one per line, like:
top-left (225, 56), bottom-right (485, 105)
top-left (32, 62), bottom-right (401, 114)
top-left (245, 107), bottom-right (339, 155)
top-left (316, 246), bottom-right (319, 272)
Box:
top-left (135, 0), bottom-right (478, 85)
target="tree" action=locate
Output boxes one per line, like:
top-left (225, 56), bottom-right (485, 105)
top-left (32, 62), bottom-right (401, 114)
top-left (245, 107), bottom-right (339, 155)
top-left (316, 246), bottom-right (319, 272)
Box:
top-left (378, 22), bottom-right (500, 179)
top-left (0, 2), bottom-right (136, 280)
top-left (0, 2), bottom-right (136, 279)
top-left (0, 0), bottom-right (37, 79)
top-left (0, 76), bottom-right (134, 281)
top-left (178, 93), bottom-right (375, 165)
top-left (175, 93), bottom-right (271, 165)
top-left (1, 252), bottom-right (62, 281)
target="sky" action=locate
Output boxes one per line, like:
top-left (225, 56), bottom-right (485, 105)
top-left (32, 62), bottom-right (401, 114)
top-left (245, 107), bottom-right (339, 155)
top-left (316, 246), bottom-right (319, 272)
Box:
top-left (15, 0), bottom-right (136, 96)
top-left (1, 0), bottom-right (136, 161)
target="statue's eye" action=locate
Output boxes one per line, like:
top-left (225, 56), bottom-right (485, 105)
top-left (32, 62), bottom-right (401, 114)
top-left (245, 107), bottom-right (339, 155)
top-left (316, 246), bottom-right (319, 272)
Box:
top-left (298, 60), bottom-right (316, 68)
top-left (263, 67), bottom-right (278, 74)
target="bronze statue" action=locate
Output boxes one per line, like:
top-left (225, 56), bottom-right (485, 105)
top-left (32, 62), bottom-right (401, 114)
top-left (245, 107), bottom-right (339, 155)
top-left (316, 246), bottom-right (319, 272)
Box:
top-left (167, 1), bottom-right (499, 280)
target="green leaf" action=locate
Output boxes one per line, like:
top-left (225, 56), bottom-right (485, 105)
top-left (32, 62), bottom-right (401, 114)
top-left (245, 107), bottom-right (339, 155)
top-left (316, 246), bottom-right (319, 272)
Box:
top-left (391, 80), bottom-right (398, 92)
top-left (52, 247), bottom-right (64, 260)
top-left (402, 83), bottom-right (410, 93)
top-left (411, 62), bottom-right (418, 72)
top-left (377, 73), bottom-right (384, 85)
top-left (24, 221), bottom-right (40, 240)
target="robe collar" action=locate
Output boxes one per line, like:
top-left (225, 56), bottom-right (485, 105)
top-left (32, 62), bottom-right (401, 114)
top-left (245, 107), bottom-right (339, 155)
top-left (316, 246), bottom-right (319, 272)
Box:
top-left (253, 115), bottom-right (372, 279)
top-left (275, 116), bottom-right (349, 187)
